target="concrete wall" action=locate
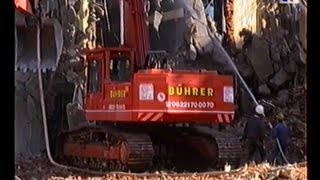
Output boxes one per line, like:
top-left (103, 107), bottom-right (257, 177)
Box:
top-left (233, 0), bottom-right (258, 49)
top-left (233, 0), bottom-right (307, 51)
top-left (15, 73), bottom-right (45, 158)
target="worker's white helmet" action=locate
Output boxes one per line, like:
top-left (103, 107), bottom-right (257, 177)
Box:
top-left (255, 104), bottom-right (265, 115)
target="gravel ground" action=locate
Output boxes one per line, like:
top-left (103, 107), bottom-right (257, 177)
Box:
top-left (15, 155), bottom-right (306, 180)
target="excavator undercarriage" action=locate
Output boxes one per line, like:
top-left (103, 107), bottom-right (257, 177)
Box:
top-left (56, 126), bottom-right (154, 172)
top-left (55, 124), bottom-right (244, 172)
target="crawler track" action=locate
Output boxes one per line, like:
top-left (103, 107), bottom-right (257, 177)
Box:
top-left (56, 126), bottom-right (244, 172)
top-left (57, 127), bottom-right (154, 172)
top-left (150, 126), bottom-right (244, 171)
top-left (214, 134), bottom-right (244, 169)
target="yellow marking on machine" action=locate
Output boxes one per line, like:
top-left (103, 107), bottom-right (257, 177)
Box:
top-left (168, 86), bottom-right (214, 97)
top-left (110, 90), bottom-right (127, 98)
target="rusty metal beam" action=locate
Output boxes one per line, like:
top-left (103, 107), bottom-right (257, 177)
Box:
top-left (224, 0), bottom-right (236, 49)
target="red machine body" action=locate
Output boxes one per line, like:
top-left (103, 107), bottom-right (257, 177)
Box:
top-left (82, 0), bottom-right (235, 125)
top-left (84, 48), bottom-right (235, 124)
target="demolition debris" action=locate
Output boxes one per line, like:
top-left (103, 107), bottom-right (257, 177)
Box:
top-left (15, 155), bottom-right (307, 180)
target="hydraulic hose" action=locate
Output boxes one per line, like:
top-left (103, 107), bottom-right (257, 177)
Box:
top-left (37, 16), bottom-right (69, 170)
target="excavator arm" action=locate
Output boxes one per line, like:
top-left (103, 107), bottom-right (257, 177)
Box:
top-left (15, 0), bottom-right (63, 72)
top-left (15, 0), bottom-right (34, 15)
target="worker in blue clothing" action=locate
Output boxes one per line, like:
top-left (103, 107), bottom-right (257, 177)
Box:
top-left (270, 112), bottom-right (290, 165)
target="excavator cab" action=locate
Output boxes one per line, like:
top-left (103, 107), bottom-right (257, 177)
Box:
top-left (85, 48), bottom-right (133, 95)
top-left (15, 0), bottom-right (63, 72)
top-left (83, 48), bottom-right (135, 120)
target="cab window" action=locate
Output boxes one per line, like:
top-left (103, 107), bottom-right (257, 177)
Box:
top-left (87, 60), bottom-right (102, 93)
top-left (109, 58), bottom-right (130, 82)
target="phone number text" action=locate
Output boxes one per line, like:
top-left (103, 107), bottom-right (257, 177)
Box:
top-left (166, 101), bottom-right (215, 109)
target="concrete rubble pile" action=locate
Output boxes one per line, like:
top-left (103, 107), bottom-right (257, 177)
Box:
top-left (177, 0), bottom-right (235, 73)
top-left (170, 0), bottom-right (306, 162)
top-left (234, 1), bottom-right (306, 163)
top-left (15, 155), bottom-right (307, 180)
top-left (157, 0), bottom-right (307, 162)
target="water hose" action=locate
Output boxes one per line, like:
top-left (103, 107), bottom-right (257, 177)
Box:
top-left (212, 39), bottom-right (290, 165)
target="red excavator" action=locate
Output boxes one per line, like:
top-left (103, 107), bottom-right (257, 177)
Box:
top-left (16, 0), bottom-right (243, 172)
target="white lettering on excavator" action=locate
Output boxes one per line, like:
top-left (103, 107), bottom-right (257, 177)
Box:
top-left (108, 104), bottom-right (126, 110)
top-left (166, 101), bottom-right (215, 109)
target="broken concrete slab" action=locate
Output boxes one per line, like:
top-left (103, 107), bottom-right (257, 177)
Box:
top-left (299, 3), bottom-right (307, 50)
top-left (268, 12), bottom-right (280, 33)
top-left (184, 15), bottom-right (214, 55)
top-left (14, 72), bottom-right (48, 158)
top-left (246, 36), bottom-right (273, 82)
top-left (295, 44), bottom-right (307, 65)
top-left (206, 16), bottom-right (218, 34)
top-left (148, 8), bottom-right (184, 25)
top-left (25, 76), bottom-right (41, 99)
top-left (181, 0), bottom-right (207, 24)
top-left (237, 63), bottom-right (254, 79)
top-left (270, 43), bottom-right (281, 61)
top-left (277, 89), bottom-right (289, 104)
top-left (185, 17), bottom-right (197, 28)
top-left (258, 84), bottom-right (271, 96)
top-left (284, 60), bottom-right (297, 74)
top-left (187, 44), bottom-right (197, 60)
top-left (151, 11), bottom-right (163, 31)
top-left (15, 89), bottom-right (45, 157)
top-left (193, 21), bottom-right (211, 37)
top-left (239, 62), bottom-right (253, 75)
top-left (193, 36), bottom-right (214, 54)
top-left (65, 69), bottom-right (81, 84)
top-left (280, 44), bottom-right (289, 59)
top-left (15, 71), bottom-right (31, 83)
top-left (66, 103), bottom-right (88, 130)
top-left (269, 68), bottom-right (290, 89)
top-left (273, 62), bottom-right (281, 73)
top-left (239, 88), bottom-right (253, 114)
